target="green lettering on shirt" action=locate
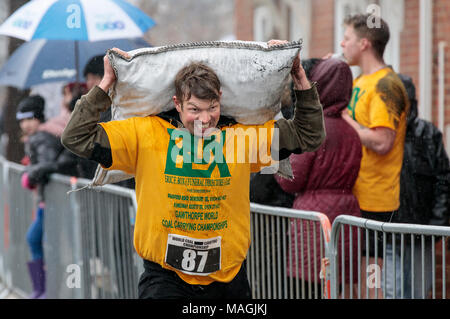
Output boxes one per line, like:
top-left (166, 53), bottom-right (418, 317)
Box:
top-left (164, 129), bottom-right (231, 178)
top-left (348, 87), bottom-right (365, 120)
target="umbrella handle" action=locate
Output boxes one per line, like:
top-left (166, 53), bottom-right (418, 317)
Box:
top-left (75, 40), bottom-right (80, 84)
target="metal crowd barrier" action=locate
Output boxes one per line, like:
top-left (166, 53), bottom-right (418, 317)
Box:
top-left (0, 156), bottom-right (333, 299)
top-left (0, 156), bottom-right (141, 299)
top-left (43, 174), bottom-right (140, 299)
top-left (1, 156), bottom-right (449, 299)
top-left (0, 159), bottom-right (35, 297)
top-left (248, 203), bottom-right (332, 299)
top-left (330, 215), bottom-right (450, 299)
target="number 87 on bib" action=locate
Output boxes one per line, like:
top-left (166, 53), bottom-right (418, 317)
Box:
top-left (165, 234), bottom-right (222, 275)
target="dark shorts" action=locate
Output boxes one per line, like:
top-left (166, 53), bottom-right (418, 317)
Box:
top-left (138, 260), bottom-right (252, 299)
top-left (361, 210), bottom-right (396, 258)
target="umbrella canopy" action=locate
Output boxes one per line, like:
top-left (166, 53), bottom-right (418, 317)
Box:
top-left (0, 37), bottom-right (150, 89)
top-left (0, 0), bottom-right (155, 41)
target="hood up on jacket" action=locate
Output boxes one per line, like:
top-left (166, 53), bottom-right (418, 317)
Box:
top-left (309, 58), bottom-right (353, 117)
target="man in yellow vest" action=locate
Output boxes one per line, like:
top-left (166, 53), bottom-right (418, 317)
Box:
top-left (62, 41), bottom-right (326, 299)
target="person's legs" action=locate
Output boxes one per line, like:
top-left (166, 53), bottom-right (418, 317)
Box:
top-left (26, 205), bottom-right (44, 260)
top-left (360, 210), bottom-right (393, 299)
top-left (411, 240), bottom-right (433, 299)
top-left (360, 255), bottom-right (384, 299)
top-left (26, 204), bottom-right (45, 299)
top-left (138, 260), bottom-right (191, 299)
top-left (220, 262), bottom-right (252, 299)
top-left (383, 241), bottom-right (402, 298)
top-left (383, 237), bottom-right (433, 299)
top-left (400, 242), bottom-right (413, 299)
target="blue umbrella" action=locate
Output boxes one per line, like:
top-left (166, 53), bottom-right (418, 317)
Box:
top-left (0, 0), bottom-right (155, 41)
top-left (0, 0), bottom-right (155, 84)
top-left (0, 37), bottom-right (150, 89)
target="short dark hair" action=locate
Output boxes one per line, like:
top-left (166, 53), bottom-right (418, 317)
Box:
top-left (83, 55), bottom-right (104, 78)
top-left (174, 62), bottom-right (221, 106)
top-left (344, 13), bottom-right (390, 60)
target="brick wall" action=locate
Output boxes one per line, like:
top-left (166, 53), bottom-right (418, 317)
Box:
top-left (399, 0), bottom-right (420, 101)
top-left (400, 0), bottom-right (450, 130)
top-left (234, 0), bottom-right (254, 40)
top-left (432, 0), bottom-right (450, 127)
top-left (309, 0), bottom-right (335, 58)
top-left (434, 239), bottom-right (450, 299)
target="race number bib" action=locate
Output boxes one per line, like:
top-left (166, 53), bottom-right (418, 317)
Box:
top-left (165, 234), bottom-right (221, 275)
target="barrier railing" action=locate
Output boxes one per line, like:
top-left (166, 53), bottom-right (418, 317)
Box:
top-left (248, 203), bottom-right (332, 299)
top-left (0, 159), bottom-right (36, 297)
top-left (43, 175), bottom-right (140, 299)
top-left (0, 156), bottom-right (333, 299)
top-left (330, 215), bottom-right (450, 299)
top-left (1, 156), bottom-right (449, 299)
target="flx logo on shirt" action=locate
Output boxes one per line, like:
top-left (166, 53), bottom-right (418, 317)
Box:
top-left (164, 128), bottom-right (231, 178)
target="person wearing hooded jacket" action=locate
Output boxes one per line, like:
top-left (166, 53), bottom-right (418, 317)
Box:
top-left (275, 58), bottom-right (362, 298)
top-left (383, 73), bottom-right (450, 299)
top-left (17, 94), bottom-right (88, 299)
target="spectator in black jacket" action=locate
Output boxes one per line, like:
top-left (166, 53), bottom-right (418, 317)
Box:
top-left (384, 73), bottom-right (450, 299)
top-left (395, 74), bottom-right (449, 226)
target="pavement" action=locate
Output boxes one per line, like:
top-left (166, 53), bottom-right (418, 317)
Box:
top-left (2, 292), bottom-right (21, 299)
top-left (0, 285), bottom-right (23, 299)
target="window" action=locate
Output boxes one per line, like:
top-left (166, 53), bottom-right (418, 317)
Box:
top-left (254, 5), bottom-right (273, 42)
top-left (334, 0), bottom-right (371, 55)
top-left (287, 0), bottom-right (311, 57)
top-left (253, 0), bottom-right (311, 58)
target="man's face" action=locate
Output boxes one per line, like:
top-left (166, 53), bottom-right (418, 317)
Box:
top-left (85, 73), bottom-right (102, 90)
top-left (19, 118), bottom-right (40, 137)
top-left (174, 93), bottom-right (221, 136)
top-left (341, 25), bottom-right (363, 66)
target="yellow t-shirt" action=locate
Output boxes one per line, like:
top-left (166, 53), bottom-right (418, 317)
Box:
top-left (100, 116), bottom-right (275, 284)
top-left (347, 67), bottom-right (409, 212)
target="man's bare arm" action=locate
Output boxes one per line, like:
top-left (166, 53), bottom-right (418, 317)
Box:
top-left (342, 110), bottom-right (396, 155)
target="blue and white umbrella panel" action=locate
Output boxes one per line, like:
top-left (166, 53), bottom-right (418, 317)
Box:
top-left (0, 37), bottom-right (150, 89)
top-left (0, 0), bottom-right (155, 41)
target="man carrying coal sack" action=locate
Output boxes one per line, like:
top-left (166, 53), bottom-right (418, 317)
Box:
top-left (61, 40), bottom-right (325, 299)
